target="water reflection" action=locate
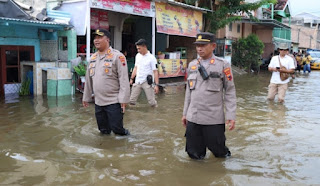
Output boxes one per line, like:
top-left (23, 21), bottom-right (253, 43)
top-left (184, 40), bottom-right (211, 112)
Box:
top-left (0, 72), bottom-right (320, 185)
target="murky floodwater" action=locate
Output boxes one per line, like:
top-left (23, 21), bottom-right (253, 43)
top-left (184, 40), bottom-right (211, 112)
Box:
top-left (1, 71), bottom-right (320, 185)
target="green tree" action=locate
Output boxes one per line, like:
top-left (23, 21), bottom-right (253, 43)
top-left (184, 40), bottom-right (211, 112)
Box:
top-left (232, 34), bottom-right (264, 72)
top-left (205, 0), bottom-right (277, 33)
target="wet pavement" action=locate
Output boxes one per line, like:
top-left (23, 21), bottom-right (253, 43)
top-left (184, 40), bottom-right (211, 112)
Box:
top-left (1, 71), bottom-right (320, 185)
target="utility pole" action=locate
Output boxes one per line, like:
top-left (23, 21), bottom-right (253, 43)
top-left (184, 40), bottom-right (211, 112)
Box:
top-left (310, 36), bottom-right (312, 48)
top-left (297, 28), bottom-right (300, 44)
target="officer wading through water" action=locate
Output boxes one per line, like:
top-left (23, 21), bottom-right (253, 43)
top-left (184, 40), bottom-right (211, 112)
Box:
top-left (82, 29), bottom-right (130, 136)
top-left (182, 32), bottom-right (237, 160)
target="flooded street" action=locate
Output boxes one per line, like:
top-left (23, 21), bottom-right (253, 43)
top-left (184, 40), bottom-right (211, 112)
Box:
top-left (1, 71), bottom-right (320, 185)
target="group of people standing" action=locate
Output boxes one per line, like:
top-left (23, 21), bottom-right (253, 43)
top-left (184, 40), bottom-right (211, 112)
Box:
top-left (294, 51), bottom-right (313, 74)
top-left (82, 28), bottom-right (237, 160)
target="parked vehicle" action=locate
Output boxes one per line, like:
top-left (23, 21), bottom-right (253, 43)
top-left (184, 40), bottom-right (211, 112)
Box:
top-left (309, 51), bottom-right (320, 63)
top-left (311, 62), bottom-right (320, 70)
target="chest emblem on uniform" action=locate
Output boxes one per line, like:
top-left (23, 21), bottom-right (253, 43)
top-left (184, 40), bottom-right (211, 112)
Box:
top-left (223, 67), bottom-right (232, 81)
top-left (105, 68), bottom-right (109, 74)
top-left (91, 54), bottom-right (97, 60)
top-left (107, 54), bottom-right (113, 59)
top-left (90, 69), bottom-right (94, 76)
top-left (191, 65), bottom-right (197, 70)
top-left (107, 49), bottom-right (111, 54)
top-left (210, 59), bottom-right (215, 64)
top-left (104, 62), bottom-right (111, 67)
top-left (119, 56), bottom-right (126, 66)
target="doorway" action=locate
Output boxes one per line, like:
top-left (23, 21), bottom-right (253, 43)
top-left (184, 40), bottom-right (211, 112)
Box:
top-left (0, 46), bottom-right (34, 97)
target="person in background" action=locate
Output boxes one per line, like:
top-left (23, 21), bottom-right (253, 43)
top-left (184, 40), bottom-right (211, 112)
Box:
top-left (129, 39), bottom-right (159, 107)
top-left (287, 50), bottom-right (297, 79)
top-left (82, 29), bottom-right (130, 136)
top-left (267, 43), bottom-right (295, 103)
top-left (182, 32), bottom-right (236, 160)
top-left (295, 52), bottom-right (303, 73)
top-left (303, 53), bottom-right (312, 73)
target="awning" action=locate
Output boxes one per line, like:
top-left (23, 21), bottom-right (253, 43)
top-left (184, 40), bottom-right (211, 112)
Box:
top-left (241, 18), bottom-right (290, 29)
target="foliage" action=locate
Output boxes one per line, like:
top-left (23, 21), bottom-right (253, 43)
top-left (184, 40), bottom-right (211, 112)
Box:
top-left (205, 0), bottom-right (277, 33)
top-left (232, 34), bottom-right (264, 72)
top-left (19, 77), bottom-right (31, 96)
top-left (73, 63), bottom-right (87, 76)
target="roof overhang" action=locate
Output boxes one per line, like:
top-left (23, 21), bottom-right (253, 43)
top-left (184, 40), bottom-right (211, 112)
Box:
top-left (166, 0), bottom-right (212, 13)
top-left (241, 18), bottom-right (290, 29)
top-left (0, 17), bottom-right (71, 30)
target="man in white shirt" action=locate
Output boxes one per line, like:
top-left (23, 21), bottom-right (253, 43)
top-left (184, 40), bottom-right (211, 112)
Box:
top-left (129, 39), bottom-right (159, 107)
top-left (267, 43), bottom-right (295, 103)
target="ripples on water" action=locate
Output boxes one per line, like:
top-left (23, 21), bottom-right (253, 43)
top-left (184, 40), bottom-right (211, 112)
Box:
top-left (0, 72), bottom-right (320, 185)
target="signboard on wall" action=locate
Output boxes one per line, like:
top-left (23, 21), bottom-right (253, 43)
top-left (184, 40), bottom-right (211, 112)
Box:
top-left (158, 59), bottom-right (187, 78)
top-left (91, 0), bottom-right (155, 17)
top-left (91, 9), bottom-right (109, 30)
top-left (155, 2), bottom-right (203, 37)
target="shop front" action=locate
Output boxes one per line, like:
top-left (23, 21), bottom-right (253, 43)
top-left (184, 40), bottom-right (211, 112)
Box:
top-left (58, 0), bottom-right (206, 83)
top-left (154, 1), bottom-right (206, 79)
top-left (58, 0), bottom-right (158, 90)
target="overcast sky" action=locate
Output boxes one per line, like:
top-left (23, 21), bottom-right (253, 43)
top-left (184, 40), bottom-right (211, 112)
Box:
top-left (289, 0), bottom-right (320, 16)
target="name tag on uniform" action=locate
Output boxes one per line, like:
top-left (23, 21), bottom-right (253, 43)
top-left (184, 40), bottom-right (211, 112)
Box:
top-left (209, 72), bottom-right (220, 78)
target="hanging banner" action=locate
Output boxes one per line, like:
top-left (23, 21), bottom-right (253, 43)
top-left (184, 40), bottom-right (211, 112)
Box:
top-left (155, 2), bottom-right (203, 37)
top-left (91, 0), bottom-right (155, 17)
top-left (91, 9), bottom-right (109, 30)
top-left (158, 59), bottom-right (187, 78)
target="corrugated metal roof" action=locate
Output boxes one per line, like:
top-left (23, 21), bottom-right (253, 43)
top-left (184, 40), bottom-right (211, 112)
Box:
top-left (0, 17), bottom-right (69, 26)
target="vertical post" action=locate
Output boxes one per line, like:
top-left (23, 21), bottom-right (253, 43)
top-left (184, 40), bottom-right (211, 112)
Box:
top-left (297, 28), bottom-right (300, 44)
top-left (310, 36), bottom-right (312, 48)
top-left (86, 0), bottom-right (91, 62)
top-left (152, 17), bottom-right (156, 55)
top-left (270, 3), bottom-right (274, 20)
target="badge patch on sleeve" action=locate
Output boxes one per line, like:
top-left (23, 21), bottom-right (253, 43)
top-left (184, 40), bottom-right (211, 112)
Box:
top-left (119, 56), bottom-right (126, 66)
top-left (90, 69), bottom-right (94, 76)
top-left (89, 63), bottom-right (95, 68)
top-left (223, 67), bottom-right (232, 81)
top-left (189, 80), bottom-right (193, 87)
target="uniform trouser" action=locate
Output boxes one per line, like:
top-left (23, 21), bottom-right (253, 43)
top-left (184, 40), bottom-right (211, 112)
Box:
top-left (185, 121), bottom-right (230, 159)
top-left (130, 81), bottom-right (157, 106)
top-left (267, 83), bottom-right (288, 102)
top-left (95, 103), bottom-right (128, 135)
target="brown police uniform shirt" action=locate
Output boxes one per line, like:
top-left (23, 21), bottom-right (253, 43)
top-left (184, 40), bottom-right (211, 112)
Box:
top-left (183, 55), bottom-right (237, 125)
top-left (82, 47), bottom-right (130, 106)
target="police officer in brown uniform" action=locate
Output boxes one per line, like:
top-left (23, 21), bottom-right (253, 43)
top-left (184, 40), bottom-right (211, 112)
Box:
top-left (83, 29), bottom-right (130, 135)
top-left (182, 32), bottom-right (236, 159)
